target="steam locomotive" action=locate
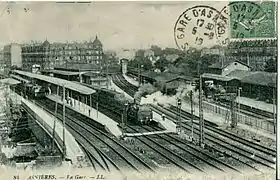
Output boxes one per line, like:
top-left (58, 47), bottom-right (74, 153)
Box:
top-left (90, 86), bottom-right (153, 125)
top-left (127, 99), bottom-right (153, 125)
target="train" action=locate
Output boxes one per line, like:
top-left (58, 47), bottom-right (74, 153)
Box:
top-left (14, 82), bottom-right (48, 99)
top-left (10, 70), bottom-right (154, 125)
top-left (89, 85), bottom-right (154, 125)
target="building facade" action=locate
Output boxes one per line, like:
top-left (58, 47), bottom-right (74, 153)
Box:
top-left (208, 60), bottom-right (250, 76)
top-left (226, 39), bottom-right (277, 71)
top-left (21, 36), bottom-right (103, 71)
top-left (3, 43), bottom-right (22, 69)
top-left (0, 50), bottom-right (4, 74)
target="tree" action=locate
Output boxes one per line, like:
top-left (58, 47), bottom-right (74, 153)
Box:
top-left (264, 57), bottom-right (277, 72)
top-left (154, 57), bottom-right (169, 72)
top-left (128, 56), bottom-right (152, 71)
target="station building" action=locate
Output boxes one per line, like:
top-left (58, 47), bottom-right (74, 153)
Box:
top-left (21, 36), bottom-right (103, 71)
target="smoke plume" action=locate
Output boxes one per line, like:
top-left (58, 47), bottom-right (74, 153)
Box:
top-left (140, 84), bottom-right (200, 107)
top-left (134, 83), bottom-right (157, 103)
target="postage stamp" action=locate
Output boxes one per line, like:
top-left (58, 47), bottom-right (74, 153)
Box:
top-left (219, 1), bottom-right (277, 40)
top-left (0, 1), bottom-right (277, 180)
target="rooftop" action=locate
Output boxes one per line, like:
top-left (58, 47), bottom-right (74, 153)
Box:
top-left (239, 71), bottom-right (277, 87)
top-left (202, 73), bottom-right (236, 82)
top-left (42, 69), bottom-right (81, 76)
top-left (55, 63), bottom-right (101, 71)
top-left (13, 70), bottom-right (96, 95)
top-left (0, 78), bottom-right (20, 85)
top-left (209, 58), bottom-right (249, 69)
top-left (203, 70), bottom-right (277, 87)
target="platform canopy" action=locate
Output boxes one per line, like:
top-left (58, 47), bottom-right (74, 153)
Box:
top-left (42, 69), bottom-right (81, 76)
top-left (0, 78), bottom-right (20, 85)
top-left (13, 70), bottom-right (96, 95)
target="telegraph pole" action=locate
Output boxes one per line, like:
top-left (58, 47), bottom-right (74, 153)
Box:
top-left (96, 90), bottom-right (99, 119)
top-left (106, 62), bottom-right (109, 89)
top-left (273, 88), bottom-right (276, 134)
top-left (138, 64), bottom-right (141, 87)
top-left (62, 85), bottom-right (66, 159)
top-left (230, 94), bottom-right (237, 128)
top-left (198, 61), bottom-right (204, 147)
top-left (190, 90), bottom-right (194, 141)
top-left (177, 98), bottom-right (182, 134)
top-left (237, 87), bottom-right (242, 122)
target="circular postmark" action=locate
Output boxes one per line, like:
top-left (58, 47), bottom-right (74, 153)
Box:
top-left (215, 1), bottom-right (270, 46)
top-left (174, 5), bottom-right (225, 51)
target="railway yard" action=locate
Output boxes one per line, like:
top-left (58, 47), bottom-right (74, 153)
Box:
top-left (0, 70), bottom-right (276, 178)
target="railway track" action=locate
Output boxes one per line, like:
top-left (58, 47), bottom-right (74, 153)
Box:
top-left (140, 126), bottom-right (244, 173)
top-left (34, 99), bottom-right (118, 172)
top-left (81, 93), bottom-right (205, 174)
top-left (36, 98), bottom-right (155, 173)
top-left (112, 74), bottom-right (276, 172)
top-left (125, 73), bottom-right (274, 119)
top-left (152, 105), bottom-right (274, 171)
top-left (168, 104), bottom-right (276, 157)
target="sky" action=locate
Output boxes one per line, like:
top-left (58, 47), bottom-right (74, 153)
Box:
top-left (0, 1), bottom-right (228, 50)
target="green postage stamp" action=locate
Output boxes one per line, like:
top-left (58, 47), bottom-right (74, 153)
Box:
top-left (229, 1), bottom-right (276, 39)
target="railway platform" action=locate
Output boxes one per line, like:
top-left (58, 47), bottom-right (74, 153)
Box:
top-left (110, 80), bottom-right (134, 101)
top-left (179, 101), bottom-right (276, 141)
top-left (123, 74), bottom-right (139, 87)
top-left (123, 130), bottom-right (173, 137)
top-left (152, 111), bottom-right (177, 133)
top-left (236, 96), bottom-right (275, 114)
top-left (20, 96), bottom-right (84, 165)
top-left (47, 94), bottom-right (123, 138)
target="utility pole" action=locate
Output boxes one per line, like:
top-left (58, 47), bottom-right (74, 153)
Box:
top-left (96, 90), bottom-right (99, 119)
top-left (198, 61), bottom-right (204, 147)
top-left (106, 60), bottom-right (109, 89)
top-left (237, 87), bottom-right (242, 122)
top-left (138, 64), bottom-right (141, 87)
top-left (122, 102), bottom-right (128, 134)
top-left (177, 98), bottom-right (182, 134)
top-left (190, 90), bottom-right (194, 141)
top-left (62, 85), bottom-right (66, 159)
top-left (273, 87), bottom-right (276, 134)
top-left (230, 94), bottom-right (237, 128)
top-left (51, 86), bottom-right (59, 153)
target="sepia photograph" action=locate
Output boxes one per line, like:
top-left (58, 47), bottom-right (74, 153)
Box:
top-left (0, 1), bottom-right (277, 180)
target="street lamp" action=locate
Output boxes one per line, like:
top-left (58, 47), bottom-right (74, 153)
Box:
top-left (177, 98), bottom-right (182, 134)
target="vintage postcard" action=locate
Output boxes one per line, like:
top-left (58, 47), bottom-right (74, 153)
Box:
top-left (0, 1), bottom-right (277, 180)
